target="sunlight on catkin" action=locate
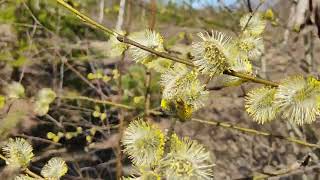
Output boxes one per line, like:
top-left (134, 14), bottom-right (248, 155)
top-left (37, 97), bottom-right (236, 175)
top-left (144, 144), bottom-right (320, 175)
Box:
top-left (160, 134), bottom-right (214, 180)
top-left (2, 138), bottom-right (34, 168)
top-left (275, 76), bottom-right (320, 125)
top-left (240, 13), bottom-right (266, 36)
top-left (41, 157), bottom-right (68, 180)
top-left (192, 31), bottom-right (231, 76)
top-left (122, 119), bottom-right (165, 168)
top-left (160, 64), bottom-right (208, 120)
top-left (245, 86), bottom-right (279, 124)
top-left (129, 30), bottom-right (164, 64)
top-left (234, 34), bottom-right (264, 60)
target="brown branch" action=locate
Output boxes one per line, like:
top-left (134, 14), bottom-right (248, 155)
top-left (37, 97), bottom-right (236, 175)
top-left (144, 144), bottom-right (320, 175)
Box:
top-left (115, 0), bottom-right (132, 178)
top-left (246, 0), bottom-right (253, 13)
top-left (64, 61), bottom-right (108, 98)
top-left (144, 0), bottom-right (157, 119)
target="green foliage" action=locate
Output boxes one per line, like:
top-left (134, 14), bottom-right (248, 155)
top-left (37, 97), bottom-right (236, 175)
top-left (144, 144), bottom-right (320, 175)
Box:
top-left (0, 95), bottom-right (5, 109)
top-left (245, 86), bottom-right (278, 124)
top-left (121, 65), bottom-right (161, 109)
top-left (0, 4), bottom-right (19, 23)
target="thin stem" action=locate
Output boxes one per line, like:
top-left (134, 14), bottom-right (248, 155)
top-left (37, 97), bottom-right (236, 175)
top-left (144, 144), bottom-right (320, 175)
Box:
top-left (224, 70), bottom-right (279, 87)
top-left (144, 0), bottom-right (157, 119)
top-left (246, 154), bottom-right (312, 179)
top-left (64, 61), bottom-right (108, 98)
top-left (246, 0), bottom-right (253, 12)
top-left (192, 118), bottom-right (320, 149)
top-left (56, 0), bottom-right (117, 36)
top-left (164, 118), bottom-right (177, 154)
top-left (55, 0), bottom-right (279, 87)
top-left (59, 95), bottom-right (134, 110)
top-left (24, 168), bottom-right (45, 179)
top-left (241, 1), bottom-right (264, 32)
top-left (45, 114), bottom-right (63, 128)
top-left (117, 36), bottom-right (195, 66)
top-left (144, 70), bottom-right (152, 118)
top-left (115, 0), bottom-right (128, 178)
top-left (0, 154), bottom-right (7, 161)
top-left (60, 92), bottom-right (320, 149)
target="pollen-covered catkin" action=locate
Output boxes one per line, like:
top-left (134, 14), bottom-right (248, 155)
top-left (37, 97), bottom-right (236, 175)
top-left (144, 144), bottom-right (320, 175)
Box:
top-left (245, 86), bottom-right (278, 124)
top-left (192, 31), bottom-right (231, 76)
top-left (122, 119), bottom-right (165, 168)
top-left (275, 76), bottom-right (320, 125)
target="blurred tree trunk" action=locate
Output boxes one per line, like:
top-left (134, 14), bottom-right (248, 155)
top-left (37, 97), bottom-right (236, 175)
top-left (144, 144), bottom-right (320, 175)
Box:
top-left (115, 0), bottom-right (127, 179)
top-left (286, 0), bottom-right (320, 36)
top-left (302, 30), bottom-right (314, 73)
top-left (283, 0), bottom-right (317, 74)
top-left (283, 1), bottom-right (297, 46)
top-left (116, 0), bottom-right (126, 31)
top-left (98, 0), bottom-right (105, 23)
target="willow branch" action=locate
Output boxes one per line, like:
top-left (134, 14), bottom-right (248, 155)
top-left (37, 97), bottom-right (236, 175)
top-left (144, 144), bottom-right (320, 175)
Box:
top-left (56, 0), bottom-right (117, 36)
top-left (55, 0), bottom-right (279, 87)
top-left (224, 70), bottom-right (279, 87)
top-left (58, 92), bottom-right (320, 149)
top-left (57, 91), bottom-right (320, 149)
top-left (115, 0), bottom-right (128, 178)
top-left (59, 95), bottom-right (134, 110)
top-left (24, 168), bottom-right (45, 179)
top-left (60, 92), bottom-right (320, 149)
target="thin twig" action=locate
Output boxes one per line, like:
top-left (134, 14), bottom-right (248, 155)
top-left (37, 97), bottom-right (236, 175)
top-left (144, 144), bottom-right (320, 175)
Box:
top-left (64, 61), bottom-right (108, 98)
top-left (164, 118), bottom-right (177, 154)
top-left (56, 0), bottom-right (117, 36)
top-left (224, 70), bottom-right (279, 87)
top-left (246, 0), bottom-right (253, 12)
top-left (45, 114), bottom-right (63, 128)
top-left (24, 168), bottom-right (45, 179)
top-left (241, 1), bottom-right (264, 32)
top-left (192, 118), bottom-right (320, 149)
top-left (144, 0), bottom-right (157, 119)
top-left (59, 95), bottom-right (134, 110)
top-left (17, 134), bottom-right (62, 146)
top-left (115, 0), bottom-right (128, 178)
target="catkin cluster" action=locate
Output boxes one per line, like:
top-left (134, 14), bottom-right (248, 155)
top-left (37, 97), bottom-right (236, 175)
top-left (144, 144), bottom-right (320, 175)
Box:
top-left (109, 10), bottom-right (320, 126)
top-left (1, 138), bottom-right (68, 180)
top-left (122, 119), bottom-right (214, 180)
top-left (245, 76), bottom-right (320, 125)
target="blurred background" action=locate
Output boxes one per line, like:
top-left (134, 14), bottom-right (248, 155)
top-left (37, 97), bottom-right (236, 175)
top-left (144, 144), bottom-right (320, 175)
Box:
top-left (1, 0), bottom-right (320, 179)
